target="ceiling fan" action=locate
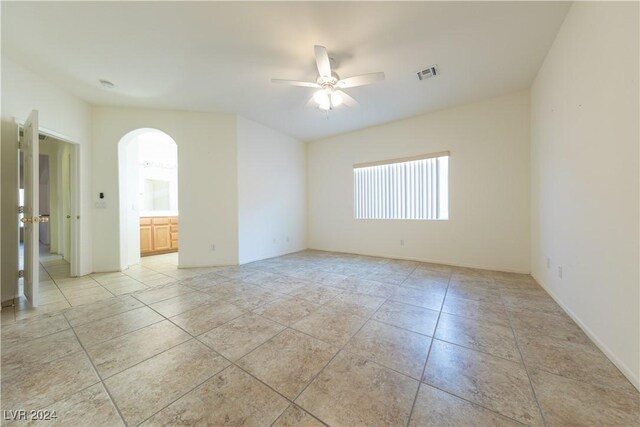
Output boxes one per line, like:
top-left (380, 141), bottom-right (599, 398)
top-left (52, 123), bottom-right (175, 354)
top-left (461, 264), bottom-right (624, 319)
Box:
top-left (272, 45), bottom-right (385, 111)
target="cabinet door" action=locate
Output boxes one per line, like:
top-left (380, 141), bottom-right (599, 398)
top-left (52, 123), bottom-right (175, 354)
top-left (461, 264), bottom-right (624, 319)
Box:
top-left (140, 225), bottom-right (153, 254)
top-left (153, 224), bottom-right (171, 251)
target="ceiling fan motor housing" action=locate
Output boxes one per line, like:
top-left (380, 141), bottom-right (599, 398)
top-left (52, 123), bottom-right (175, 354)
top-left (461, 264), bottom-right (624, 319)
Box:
top-left (317, 73), bottom-right (340, 87)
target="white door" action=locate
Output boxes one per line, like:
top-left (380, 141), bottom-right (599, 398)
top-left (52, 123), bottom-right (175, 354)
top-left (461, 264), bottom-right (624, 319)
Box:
top-left (21, 110), bottom-right (40, 307)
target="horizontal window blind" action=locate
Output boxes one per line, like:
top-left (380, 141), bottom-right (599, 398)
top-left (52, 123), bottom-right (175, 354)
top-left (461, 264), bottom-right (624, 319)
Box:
top-left (354, 154), bottom-right (449, 220)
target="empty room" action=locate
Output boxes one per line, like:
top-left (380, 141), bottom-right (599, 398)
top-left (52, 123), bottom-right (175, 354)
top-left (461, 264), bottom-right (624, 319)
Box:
top-left (1, 1), bottom-right (638, 426)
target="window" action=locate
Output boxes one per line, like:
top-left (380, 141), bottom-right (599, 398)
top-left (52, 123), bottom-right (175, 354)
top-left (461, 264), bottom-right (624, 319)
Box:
top-left (354, 152), bottom-right (449, 220)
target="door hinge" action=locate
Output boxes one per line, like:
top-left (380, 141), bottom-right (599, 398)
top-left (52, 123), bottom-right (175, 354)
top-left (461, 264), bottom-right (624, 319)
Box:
top-left (18, 270), bottom-right (24, 278)
top-left (18, 141), bottom-right (23, 150)
top-left (18, 206), bottom-right (24, 214)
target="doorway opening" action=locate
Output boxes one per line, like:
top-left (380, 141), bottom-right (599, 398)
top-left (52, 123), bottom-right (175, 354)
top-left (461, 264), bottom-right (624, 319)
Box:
top-left (17, 133), bottom-right (76, 305)
top-left (118, 129), bottom-right (179, 270)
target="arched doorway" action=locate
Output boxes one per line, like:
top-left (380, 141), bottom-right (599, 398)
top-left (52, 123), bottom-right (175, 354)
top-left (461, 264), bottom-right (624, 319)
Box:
top-left (118, 129), bottom-right (178, 270)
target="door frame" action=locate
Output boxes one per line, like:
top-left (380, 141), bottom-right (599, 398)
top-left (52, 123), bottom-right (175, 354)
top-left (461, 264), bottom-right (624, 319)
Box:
top-left (15, 119), bottom-right (82, 279)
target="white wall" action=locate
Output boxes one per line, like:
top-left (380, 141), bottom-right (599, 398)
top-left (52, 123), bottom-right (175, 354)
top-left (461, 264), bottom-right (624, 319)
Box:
top-left (1, 58), bottom-right (92, 303)
top-left (307, 91), bottom-right (531, 272)
top-left (39, 142), bottom-right (59, 252)
top-left (60, 143), bottom-right (72, 263)
top-left (39, 138), bottom-right (70, 257)
top-left (237, 117), bottom-right (306, 264)
top-left (91, 107), bottom-right (238, 271)
top-left (119, 135), bottom-right (141, 268)
top-left (531, 1), bottom-right (639, 388)
top-left (38, 154), bottom-right (51, 245)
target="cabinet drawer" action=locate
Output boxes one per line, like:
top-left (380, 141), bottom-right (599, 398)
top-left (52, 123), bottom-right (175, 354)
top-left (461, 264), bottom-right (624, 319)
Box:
top-left (170, 217), bottom-right (179, 224)
top-left (152, 217), bottom-right (170, 225)
top-left (140, 218), bottom-right (152, 225)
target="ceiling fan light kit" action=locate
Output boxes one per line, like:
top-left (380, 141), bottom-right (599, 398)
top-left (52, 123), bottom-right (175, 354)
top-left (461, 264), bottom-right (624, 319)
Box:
top-left (314, 87), bottom-right (344, 111)
top-left (272, 45), bottom-right (385, 113)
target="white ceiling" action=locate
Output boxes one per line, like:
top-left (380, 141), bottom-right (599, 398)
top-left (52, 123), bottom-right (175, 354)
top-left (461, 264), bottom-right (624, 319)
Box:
top-left (2, 2), bottom-right (570, 141)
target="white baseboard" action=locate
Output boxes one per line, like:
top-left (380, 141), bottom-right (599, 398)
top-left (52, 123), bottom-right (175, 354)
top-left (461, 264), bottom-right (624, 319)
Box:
top-left (532, 272), bottom-right (640, 392)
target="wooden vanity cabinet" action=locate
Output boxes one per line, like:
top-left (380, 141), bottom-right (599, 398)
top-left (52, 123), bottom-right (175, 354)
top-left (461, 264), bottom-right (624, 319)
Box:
top-left (140, 216), bottom-right (178, 256)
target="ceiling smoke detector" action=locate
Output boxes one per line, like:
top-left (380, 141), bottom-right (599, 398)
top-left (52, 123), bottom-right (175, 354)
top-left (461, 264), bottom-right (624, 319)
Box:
top-left (417, 65), bottom-right (439, 81)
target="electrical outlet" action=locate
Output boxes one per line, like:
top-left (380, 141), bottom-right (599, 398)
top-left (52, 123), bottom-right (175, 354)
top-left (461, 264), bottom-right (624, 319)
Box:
top-left (558, 266), bottom-right (563, 279)
top-left (400, 239), bottom-right (404, 246)
top-left (272, 238), bottom-right (276, 244)
top-left (286, 236), bottom-right (290, 243)
top-left (546, 258), bottom-right (551, 269)
top-left (210, 244), bottom-right (216, 251)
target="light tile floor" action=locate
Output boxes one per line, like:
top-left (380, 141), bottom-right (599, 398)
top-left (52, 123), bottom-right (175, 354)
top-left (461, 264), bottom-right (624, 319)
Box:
top-left (1, 250), bottom-right (638, 426)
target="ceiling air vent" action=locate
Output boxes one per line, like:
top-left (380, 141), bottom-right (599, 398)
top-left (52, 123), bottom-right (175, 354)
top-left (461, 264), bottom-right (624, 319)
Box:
top-left (417, 65), bottom-right (439, 81)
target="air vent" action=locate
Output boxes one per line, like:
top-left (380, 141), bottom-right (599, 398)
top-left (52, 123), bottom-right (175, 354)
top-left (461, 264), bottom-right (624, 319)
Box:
top-left (417, 65), bottom-right (440, 81)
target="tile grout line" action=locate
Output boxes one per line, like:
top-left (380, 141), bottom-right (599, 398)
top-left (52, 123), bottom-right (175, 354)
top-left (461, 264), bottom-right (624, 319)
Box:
top-left (93, 275), bottom-right (151, 295)
top-left (283, 265), bottom-right (420, 420)
top-left (132, 314), bottom-right (303, 425)
top-left (416, 381), bottom-right (531, 426)
top-left (45, 263), bottom-right (74, 308)
top-left (63, 302), bottom-right (147, 328)
top-left (404, 266), bottom-right (452, 427)
top-left (55, 270), bottom-right (119, 304)
top-left (132, 349), bottom-right (236, 426)
top-left (503, 298), bottom-right (549, 427)
top-left (268, 403), bottom-right (329, 427)
top-left (97, 336), bottom-right (192, 383)
top-left (61, 311), bottom-right (130, 427)
top-left (415, 273), bottom-right (544, 427)
top-left (236, 270), bottom-right (410, 424)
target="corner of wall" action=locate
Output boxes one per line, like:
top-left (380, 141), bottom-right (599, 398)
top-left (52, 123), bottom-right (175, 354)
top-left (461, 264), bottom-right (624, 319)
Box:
top-left (529, 1), bottom-right (640, 390)
top-left (532, 272), bottom-right (640, 390)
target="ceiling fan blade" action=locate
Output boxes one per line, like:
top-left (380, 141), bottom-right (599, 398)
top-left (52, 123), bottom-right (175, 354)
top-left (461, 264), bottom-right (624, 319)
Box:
top-left (306, 95), bottom-right (317, 107)
top-left (337, 90), bottom-right (359, 107)
top-left (314, 45), bottom-right (332, 78)
top-left (337, 72), bottom-right (385, 88)
top-left (271, 79), bottom-right (320, 88)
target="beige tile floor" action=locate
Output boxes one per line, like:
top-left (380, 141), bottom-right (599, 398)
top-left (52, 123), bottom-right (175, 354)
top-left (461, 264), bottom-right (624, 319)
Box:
top-left (1, 250), bottom-right (638, 426)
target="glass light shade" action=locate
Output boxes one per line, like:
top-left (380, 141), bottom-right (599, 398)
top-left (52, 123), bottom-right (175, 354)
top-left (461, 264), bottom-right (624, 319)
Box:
top-left (330, 91), bottom-right (343, 107)
top-left (313, 90), bottom-right (329, 105)
top-left (318, 100), bottom-right (331, 111)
